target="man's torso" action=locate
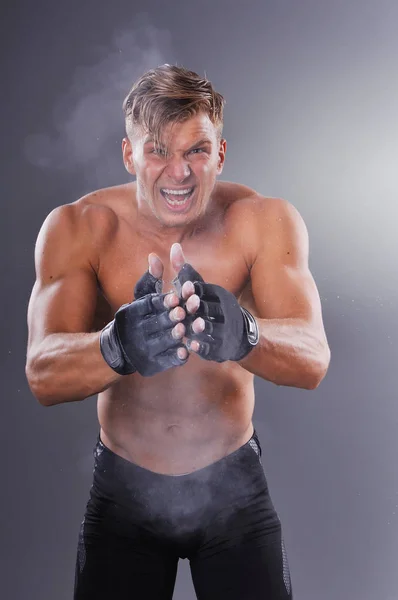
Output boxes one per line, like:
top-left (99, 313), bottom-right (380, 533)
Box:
top-left (78, 180), bottom-right (265, 474)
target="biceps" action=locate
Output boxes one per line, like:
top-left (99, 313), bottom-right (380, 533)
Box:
top-left (250, 263), bottom-right (324, 323)
top-left (27, 268), bottom-right (99, 348)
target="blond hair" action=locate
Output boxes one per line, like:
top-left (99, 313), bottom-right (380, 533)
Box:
top-left (123, 64), bottom-right (225, 146)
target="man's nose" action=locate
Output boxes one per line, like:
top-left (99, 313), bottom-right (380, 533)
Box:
top-left (165, 155), bottom-right (191, 182)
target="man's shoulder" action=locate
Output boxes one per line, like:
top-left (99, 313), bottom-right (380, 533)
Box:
top-left (217, 182), bottom-right (307, 264)
top-left (45, 182), bottom-right (135, 233)
top-left (71, 182), bottom-right (134, 217)
top-left (217, 180), bottom-right (296, 220)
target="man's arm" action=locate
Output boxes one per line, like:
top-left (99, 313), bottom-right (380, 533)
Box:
top-left (25, 203), bottom-right (121, 406)
top-left (239, 197), bottom-right (330, 389)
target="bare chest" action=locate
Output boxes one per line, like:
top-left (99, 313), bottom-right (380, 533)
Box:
top-left (97, 223), bottom-right (250, 311)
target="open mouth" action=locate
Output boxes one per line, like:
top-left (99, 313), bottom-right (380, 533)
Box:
top-left (160, 187), bottom-right (195, 211)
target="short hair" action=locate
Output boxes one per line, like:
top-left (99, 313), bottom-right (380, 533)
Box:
top-left (123, 64), bottom-right (225, 146)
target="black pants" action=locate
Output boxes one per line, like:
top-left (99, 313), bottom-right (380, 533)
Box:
top-left (74, 429), bottom-right (292, 599)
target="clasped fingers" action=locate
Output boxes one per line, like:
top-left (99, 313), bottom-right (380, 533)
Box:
top-left (190, 316), bottom-right (207, 335)
top-left (185, 293), bottom-right (200, 315)
top-left (171, 321), bottom-right (186, 340)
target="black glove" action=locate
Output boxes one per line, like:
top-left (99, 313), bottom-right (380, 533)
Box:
top-left (100, 270), bottom-right (188, 376)
top-left (173, 264), bottom-right (259, 363)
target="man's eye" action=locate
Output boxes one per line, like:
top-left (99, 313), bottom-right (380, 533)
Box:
top-left (190, 148), bottom-right (204, 154)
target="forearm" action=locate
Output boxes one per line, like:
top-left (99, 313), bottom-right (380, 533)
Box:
top-left (239, 317), bottom-right (330, 389)
top-left (26, 332), bottom-right (122, 406)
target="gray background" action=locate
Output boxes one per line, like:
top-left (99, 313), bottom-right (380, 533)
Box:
top-left (2, 0), bottom-right (397, 598)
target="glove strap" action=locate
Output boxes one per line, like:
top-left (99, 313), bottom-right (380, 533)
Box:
top-left (99, 321), bottom-right (136, 375)
top-left (240, 307), bottom-right (259, 346)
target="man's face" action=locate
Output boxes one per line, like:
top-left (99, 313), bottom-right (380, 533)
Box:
top-left (122, 112), bottom-right (226, 227)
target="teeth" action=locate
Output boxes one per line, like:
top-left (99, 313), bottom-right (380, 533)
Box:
top-left (167, 197), bottom-right (188, 205)
top-left (162, 188), bottom-right (193, 196)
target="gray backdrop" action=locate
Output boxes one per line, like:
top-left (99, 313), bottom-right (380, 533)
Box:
top-left (2, 1), bottom-right (397, 598)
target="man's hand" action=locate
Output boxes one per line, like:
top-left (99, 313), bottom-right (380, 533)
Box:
top-left (170, 243), bottom-right (259, 363)
top-left (99, 253), bottom-right (188, 377)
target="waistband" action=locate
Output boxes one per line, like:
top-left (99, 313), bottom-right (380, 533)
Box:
top-left (95, 427), bottom-right (262, 482)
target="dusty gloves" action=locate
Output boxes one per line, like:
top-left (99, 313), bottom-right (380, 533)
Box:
top-left (173, 264), bottom-right (259, 363)
top-left (100, 271), bottom-right (187, 376)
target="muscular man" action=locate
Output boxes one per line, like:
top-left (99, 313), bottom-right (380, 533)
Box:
top-left (25, 65), bottom-right (330, 599)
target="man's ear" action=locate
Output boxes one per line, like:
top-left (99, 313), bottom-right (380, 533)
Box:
top-left (217, 138), bottom-right (227, 175)
top-left (122, 137), bottom-right (136, 176)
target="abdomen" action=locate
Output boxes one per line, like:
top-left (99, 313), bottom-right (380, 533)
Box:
top-left (97, 357), bottom-right (255, 474)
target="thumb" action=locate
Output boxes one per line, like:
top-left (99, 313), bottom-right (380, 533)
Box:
top-left (134, 253), bottom-right (164, 299)
top-left (148, 253), bottom-right (164, 279)
top-left (170, 244), bottom-right (204, 297)
top-left (170, 243), bottom-right (186, 273)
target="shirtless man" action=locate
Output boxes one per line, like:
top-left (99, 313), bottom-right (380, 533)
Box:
top-left (25, 65), bottom-right (330, 599)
